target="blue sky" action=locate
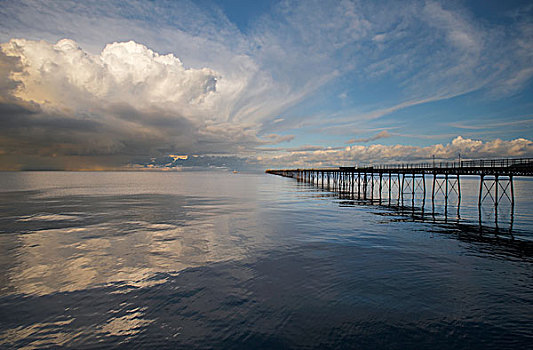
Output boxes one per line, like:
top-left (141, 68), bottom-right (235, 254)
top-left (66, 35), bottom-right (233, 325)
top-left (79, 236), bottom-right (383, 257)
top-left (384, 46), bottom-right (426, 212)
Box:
top-left (0, 0), bottom-right (531, 170)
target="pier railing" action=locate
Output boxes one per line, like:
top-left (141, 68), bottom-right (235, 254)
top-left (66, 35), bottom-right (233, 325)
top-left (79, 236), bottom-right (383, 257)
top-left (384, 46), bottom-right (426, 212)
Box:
top-left (371, 157), bottom-right (533, 170)
top-left (268, 158), bottom-right (533, 176)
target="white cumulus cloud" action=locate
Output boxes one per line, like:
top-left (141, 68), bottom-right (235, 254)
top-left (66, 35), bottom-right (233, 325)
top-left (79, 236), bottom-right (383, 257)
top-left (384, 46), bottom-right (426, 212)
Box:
top-left (2, 38), bottom-right (220, 115)
top-left (261, 136), bottom-right (533, 168)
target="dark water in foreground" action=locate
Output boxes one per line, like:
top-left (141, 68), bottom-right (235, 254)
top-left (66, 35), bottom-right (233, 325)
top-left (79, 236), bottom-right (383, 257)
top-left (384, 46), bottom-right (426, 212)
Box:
top-left (0, 171), bottom-right (532, 349)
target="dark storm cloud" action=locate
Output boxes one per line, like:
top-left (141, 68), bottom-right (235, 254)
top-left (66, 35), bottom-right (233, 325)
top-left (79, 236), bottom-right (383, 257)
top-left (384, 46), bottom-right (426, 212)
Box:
top-left (0, 100), bottom-right (201, 158)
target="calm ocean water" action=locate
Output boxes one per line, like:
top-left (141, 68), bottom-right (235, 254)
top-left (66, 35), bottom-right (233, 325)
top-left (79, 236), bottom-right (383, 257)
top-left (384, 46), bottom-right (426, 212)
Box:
top-left (0, 171), bottom-right (532, 349)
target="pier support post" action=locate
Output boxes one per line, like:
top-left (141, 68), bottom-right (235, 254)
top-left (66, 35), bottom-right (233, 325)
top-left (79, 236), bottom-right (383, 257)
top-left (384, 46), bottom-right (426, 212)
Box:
top-left (388, 173), bottom-right (392, 206)
top-left (422, 174), bottom-right (426, 201)
top-left (478, 175), bottom-right (484, 208)
top-left (357, 172), bottom-right (361, 199)
top-left (401, 173), bottom-right (405, 205)
top-left (495, 175), bottom-right (499, 210)
top-left (432, 173), bottom-right (436, 211)
top-left (351, 172), bottom-right (354, 196)
top-left (343, 171), bottom-right (347, 195)
top-left (445, 174), bottom-right (448, 203)
top-left (495, 176), bottom-right (499, 230)
top-left (363, 173), bottom-right (367, 199)
top-left (371, 173), bottom-right (374, 200)
top-left (411, 173), bottom-right (415, 208)
top-left (457, 175), bottom-right (461, 203)
top-left (445, 174), bottom-right (449, 217)
top-left (379, 173), bottom-right (382, 203)
top-left (398, 173), bottom-right (401, 203)
top-left (412, 172), bottom-right (415, 199)
top-left (457, 174), bottom-right (461, 217)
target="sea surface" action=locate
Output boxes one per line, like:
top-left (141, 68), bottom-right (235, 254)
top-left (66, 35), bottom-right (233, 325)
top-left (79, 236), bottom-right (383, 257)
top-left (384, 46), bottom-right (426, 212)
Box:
top-left (0, 171), bottom-right (531, 349)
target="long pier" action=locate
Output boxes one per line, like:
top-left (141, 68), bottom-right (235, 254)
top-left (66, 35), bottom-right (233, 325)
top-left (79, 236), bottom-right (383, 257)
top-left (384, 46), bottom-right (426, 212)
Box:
top-left (266, 158), bottom-right (533, 230)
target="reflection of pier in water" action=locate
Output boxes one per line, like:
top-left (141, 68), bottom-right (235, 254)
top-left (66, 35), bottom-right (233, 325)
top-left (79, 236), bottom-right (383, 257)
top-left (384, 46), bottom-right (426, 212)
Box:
top-left (332, 192), bottom-right (533, 260)
top-left (267, 158), bottom-right (533, 233)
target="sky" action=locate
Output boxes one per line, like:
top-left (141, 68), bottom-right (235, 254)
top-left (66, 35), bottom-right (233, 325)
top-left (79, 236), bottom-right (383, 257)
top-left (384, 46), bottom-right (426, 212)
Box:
top-left (0, 0), bottom-right (532, 170)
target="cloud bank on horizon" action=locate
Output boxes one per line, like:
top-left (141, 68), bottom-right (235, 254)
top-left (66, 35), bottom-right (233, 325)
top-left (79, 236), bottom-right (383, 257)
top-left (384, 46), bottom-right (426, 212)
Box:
top-left (0, 0), bottom-right (532, 170)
